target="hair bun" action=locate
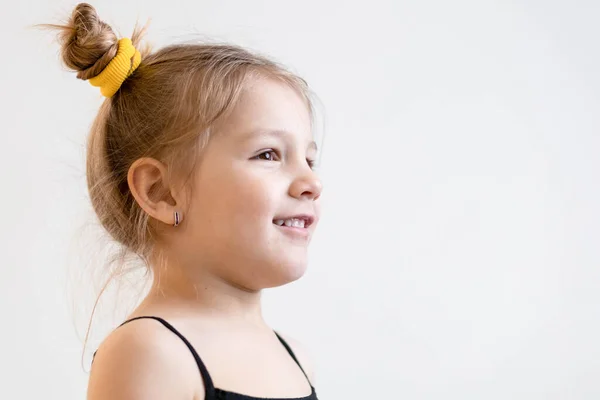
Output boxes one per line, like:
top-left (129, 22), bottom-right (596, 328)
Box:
top-left (58, 3), bottom-right (119, 80)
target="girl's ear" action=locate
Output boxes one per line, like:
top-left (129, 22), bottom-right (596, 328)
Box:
top-left (127, 157), bottom-right (182, 226)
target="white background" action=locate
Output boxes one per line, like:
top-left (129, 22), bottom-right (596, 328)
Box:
top-left (2, 0), bottom-right (599, 398)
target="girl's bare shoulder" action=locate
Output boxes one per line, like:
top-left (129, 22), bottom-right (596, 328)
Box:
top-left (277, 332), bottom-right (317, 385)
top-left (87, 317), bottom-right (204, 400)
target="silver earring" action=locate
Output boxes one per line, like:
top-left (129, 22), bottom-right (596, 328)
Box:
top-left (173, 211), bottom-right (181, 227)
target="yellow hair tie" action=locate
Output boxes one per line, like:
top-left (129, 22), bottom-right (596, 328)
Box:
top-left (89, 38), bottom-right (141, 98)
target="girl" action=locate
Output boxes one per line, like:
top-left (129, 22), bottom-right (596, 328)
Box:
top-left (46, 3), bottom-right (323, 399)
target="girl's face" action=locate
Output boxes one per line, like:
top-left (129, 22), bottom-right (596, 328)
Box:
top-left (180, 77), bottom-right (322, 290)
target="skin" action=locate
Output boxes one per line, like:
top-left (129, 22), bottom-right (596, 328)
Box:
top-left (87, 76), bottom-right (323, 400)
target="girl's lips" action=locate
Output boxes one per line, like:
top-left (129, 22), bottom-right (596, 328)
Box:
top-left (272, 215), bottom-right (315, 240)
top-left (273, 222), bottom-right (311, 239)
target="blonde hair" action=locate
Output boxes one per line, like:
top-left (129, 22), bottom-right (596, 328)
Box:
top-left (41, 2), bottom-right (316, 360)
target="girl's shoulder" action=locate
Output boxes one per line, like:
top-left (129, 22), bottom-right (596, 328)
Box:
top-left (88, 317), bottom-right (204, 400)
top-left (276, 332), bottom-right (317, 385)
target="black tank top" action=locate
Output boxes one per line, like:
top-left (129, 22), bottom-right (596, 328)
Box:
top-left (95, 316), bottom-right (319, 400)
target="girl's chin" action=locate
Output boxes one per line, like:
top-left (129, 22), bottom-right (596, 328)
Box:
top-left (258, 260), bottom-right (308, 289)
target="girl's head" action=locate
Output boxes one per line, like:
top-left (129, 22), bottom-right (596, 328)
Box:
top-left (51, 3), bottom-right (322, 292)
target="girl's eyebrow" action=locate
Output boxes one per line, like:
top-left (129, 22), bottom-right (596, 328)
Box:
top-left (243, 128), bottom-right (318, 151)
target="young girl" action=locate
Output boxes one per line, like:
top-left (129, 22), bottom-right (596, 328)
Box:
top-left (46, 3), bottom-right (322, 399)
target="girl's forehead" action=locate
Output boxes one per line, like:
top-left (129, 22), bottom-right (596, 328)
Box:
top-left (241, 77), bottom-right (308, 111)
top-left (218, 78), bottom-right (313, 142)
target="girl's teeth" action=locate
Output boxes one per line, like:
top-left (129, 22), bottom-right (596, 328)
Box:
top-left (291, 219), bottom-right (305, 228)
top-left (275, 218), bottom-right (306, 228)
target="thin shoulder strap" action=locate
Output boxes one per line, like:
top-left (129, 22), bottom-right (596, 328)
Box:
top-left (100, 316), bottom-right (216, 397)
top-left (274, 332), bottom-right (312, 385)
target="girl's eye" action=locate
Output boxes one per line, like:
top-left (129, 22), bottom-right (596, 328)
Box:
top-left (307, 159), bottom-right (316, 169)
top-left (254, 150), bottom-right (280, 161)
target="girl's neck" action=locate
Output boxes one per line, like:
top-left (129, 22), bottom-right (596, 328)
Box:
top-left (138, 263), bottom-right (266, 326)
